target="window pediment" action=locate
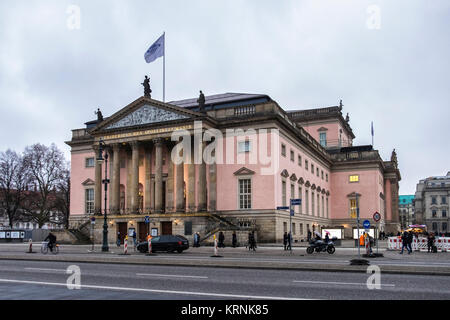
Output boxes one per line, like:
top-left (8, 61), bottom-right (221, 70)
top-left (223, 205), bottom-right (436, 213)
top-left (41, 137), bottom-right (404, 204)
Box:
top-left (280, 169), bottom-right (289, 178)
top-left (234, 167), bottom-right (255, 176)
top-left (82, 178), bottom-right (95, 186)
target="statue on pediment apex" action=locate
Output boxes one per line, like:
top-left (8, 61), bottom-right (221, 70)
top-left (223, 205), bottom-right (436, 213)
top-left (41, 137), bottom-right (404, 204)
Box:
top-left (142, 75), bottom-right (152, 97)
top-left (95, 108), bottom-right (103, 122)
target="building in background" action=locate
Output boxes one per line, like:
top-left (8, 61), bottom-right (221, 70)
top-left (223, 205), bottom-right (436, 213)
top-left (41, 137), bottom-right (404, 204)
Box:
top-left (414, 172), bottom-right (450, 235)
top-left (398, 195), bottom-right (415, 230)
top-left (66, 90), bottom-right (401, 243)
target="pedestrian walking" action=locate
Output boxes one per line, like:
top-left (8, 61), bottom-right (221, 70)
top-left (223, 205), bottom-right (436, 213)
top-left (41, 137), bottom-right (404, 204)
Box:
top-left (307, 229), bottom-right (312, 242)
top-left (399, 231), bottom-right (408, 254)
top-left (248, 232), bottom-right (256, 251)
top-left (427, 232), bottom-right (435, 253)
top-left (116, 232), bottom-right (121, 247)
top-left (283, 232), bottom-right (288, 250)
top-left (232, 231), bottom-right (237, 248)
top-left (218, 231), bottom-right (225, 248)
top-left (194, 232), bottom-right (200, 248)
top-left (406, 231), bottom-right (413, 254)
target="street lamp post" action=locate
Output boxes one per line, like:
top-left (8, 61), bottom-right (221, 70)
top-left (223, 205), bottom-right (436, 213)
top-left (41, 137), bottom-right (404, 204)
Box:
top-left (97, 139), bottom-right (110, 252)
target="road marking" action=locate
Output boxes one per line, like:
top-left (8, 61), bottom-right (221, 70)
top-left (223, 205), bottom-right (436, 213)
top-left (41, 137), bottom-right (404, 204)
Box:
top-left (25, 268), bottom-right (67, 273)
top-left (0, 278), bottom-right (305, 300)
top-left (136, 273), bottom-right (208, 279)
top-left (293, 280), bottom-right (395, 287)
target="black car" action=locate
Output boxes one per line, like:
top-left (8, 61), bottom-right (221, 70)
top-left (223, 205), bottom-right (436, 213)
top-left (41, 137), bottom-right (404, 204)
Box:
top-left (137, 235), bottom-right (189, 253)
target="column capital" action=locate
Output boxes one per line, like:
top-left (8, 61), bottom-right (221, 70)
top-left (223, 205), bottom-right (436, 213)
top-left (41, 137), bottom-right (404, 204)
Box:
top-left (112, 143), bottom-right (121, 152)
top-left (130, 141), bottom-right (141, 150)
top-left (152, 137), bottom-right (165, 147)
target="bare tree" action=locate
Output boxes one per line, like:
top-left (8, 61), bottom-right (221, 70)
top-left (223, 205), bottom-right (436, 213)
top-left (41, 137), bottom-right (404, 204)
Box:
top-left (0, 150), bottom-right (29, 228)
top-left (54, 162), bottom-right (70, 229)
top-left (22, 143), bottom-right (66, 228)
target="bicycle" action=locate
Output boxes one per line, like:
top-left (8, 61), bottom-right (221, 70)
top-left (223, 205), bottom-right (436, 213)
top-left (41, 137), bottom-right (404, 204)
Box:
top-left (41, 241), bottom-right (59, 255)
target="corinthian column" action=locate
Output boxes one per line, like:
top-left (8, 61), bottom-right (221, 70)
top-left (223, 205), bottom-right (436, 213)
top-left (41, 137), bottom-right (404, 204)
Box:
top-left (93, 146), bottom-right (102, 215)
top-left (175, 149), bottom-right (185, 212)
top-left (111, 144), bottom-right (121, 214)
top-left (197, 142), bottom-right (207, 212)
top-left (144, 147), bottom-right (152, 214)
top-left (187, 143), bottom-right (196, 213)
top-left (166, 144), bottom-right (175, 213)
top-left (153, 138), bottom-right (164, 213)
top-left (130, 142), bottom-right (140, 213)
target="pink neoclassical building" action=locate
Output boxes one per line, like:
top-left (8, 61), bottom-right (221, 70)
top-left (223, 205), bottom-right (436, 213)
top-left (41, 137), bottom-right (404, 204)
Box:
top-left (66, 90), bottom-right (401, 244)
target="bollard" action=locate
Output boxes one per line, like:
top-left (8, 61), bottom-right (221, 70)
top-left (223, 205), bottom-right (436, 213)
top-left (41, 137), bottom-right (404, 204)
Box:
top-left (148, 237), bottom-right (152, 254)
top-left (27, 238), bottom-right (34, 253)
top-left (210, 234), bottom-right (223, 258)
top-left (124, 237), bottom-right (128, 255)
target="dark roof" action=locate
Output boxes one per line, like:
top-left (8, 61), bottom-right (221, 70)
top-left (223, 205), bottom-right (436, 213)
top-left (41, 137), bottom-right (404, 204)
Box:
top-left (168, 93), bottom-right (270, 109)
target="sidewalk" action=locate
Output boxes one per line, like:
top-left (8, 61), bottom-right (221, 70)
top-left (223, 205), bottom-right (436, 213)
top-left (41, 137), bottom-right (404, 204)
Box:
top-left (1, 243), bottom-right (449, 276)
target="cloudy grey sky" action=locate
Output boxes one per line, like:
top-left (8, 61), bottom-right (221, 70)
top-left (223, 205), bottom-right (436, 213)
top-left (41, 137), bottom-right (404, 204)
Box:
top-left (0, 0), bottom-right (449, 194)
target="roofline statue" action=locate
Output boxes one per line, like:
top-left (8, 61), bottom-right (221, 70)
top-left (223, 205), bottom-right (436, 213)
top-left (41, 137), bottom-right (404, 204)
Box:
top-left (142, 75), bottom-right (152, 98)
top-left (95, 108), bottom-right (103, 123)
top-left (197, 90), bottom-right (206, 113)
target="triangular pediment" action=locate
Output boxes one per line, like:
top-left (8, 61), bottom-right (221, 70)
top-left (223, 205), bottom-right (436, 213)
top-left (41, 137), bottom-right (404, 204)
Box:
top-left (234, 167), bottom-right (256, 176)
top-left (91, 96), bottom-right (203, 133)
top-left (82, 178), bottom-right (95, 186)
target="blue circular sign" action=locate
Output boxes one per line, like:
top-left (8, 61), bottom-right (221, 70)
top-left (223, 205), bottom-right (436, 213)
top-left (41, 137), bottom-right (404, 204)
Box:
top-left (363, 220), bottom-right (371, 229)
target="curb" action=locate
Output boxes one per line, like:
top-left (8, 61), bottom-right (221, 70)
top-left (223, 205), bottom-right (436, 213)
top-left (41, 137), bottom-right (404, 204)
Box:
top-left (1, 255), bottom-right (449, 277)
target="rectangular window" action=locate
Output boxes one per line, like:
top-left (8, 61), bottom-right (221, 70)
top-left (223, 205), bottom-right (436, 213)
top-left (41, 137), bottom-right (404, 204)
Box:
top-left (311, 164), bottom-right (314, 174)
top-left (443, 223), bottom-right (448, 231)
top-left (238, 141), bottom-right (251, 153)
top-left (322, 196), bottom-right (325, 217)
top-left (311, 192), bottom-right (315, 216)
top-left (298, 155), bottom-right (302, 166)
top-left (282, 180), bottom-right (287, 207)
top-left (283, 222), bottom-right (287, 233)
top-left (305, 160), bottom-right (309, 170)
top-left (432, 222), bottom-right (438, 231)
top-left (300, 223), bottom-right (304, 235)
top-left (281, 144), bottom-right (286, 157)
top-left (317, 194), bottom-right (320, 217)
top-left (442, 210), bottom-right (447, 218)
top-left (292, 223), bottom-right (296, 235)
top-left (321, 170), bottom-right (324, 180)
top-left (239, 179), bottom-right (252, 209)
top-left (349, 175), bottom-right (360, 183)
top-left (85, 157), bottom-right (95, 168)
top-left (85, 189), bottom-right (94, 214)
top-left (442, 197), bottom-right (447, 204)
top-left (316, 168), bottom-right (319, 177)
top-left (290, 150), bottom-right (295, 162)
top-left (326, 197), bottom-right (329, 218)
top-left (326, 174), bottom-right (328, 182)
top-left (350, 199), bottom-right (358, 218)
top-left (432, 210), bottom-right (437, 218)
top-left (431, 197), bottom-right (437, 205)
top-left (319, 132), bottom-right (327, 147)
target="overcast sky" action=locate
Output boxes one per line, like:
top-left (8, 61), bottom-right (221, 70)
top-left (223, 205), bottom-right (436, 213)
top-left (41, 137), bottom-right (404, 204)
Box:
top-left (0, 0), bottom-right (449, 194)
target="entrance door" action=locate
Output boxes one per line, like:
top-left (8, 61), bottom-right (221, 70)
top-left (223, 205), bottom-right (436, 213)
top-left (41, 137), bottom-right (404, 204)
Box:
top-left (161, 222), bottom-right (172, 235)
top-left (138, 222), bottom-right (148, 242)
top-left (117, 222), bottom-right (127, 243)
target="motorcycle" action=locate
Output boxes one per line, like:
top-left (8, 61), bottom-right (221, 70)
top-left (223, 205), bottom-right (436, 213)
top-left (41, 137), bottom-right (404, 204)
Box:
top-left (306, 238), bottom-right (336, 254)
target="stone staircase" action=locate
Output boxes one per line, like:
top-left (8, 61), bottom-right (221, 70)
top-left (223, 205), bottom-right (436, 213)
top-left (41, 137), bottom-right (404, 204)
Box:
top-left (68, 219), bottom-right (92, 244)
top-left (200, 214), bottom-right (254, 244)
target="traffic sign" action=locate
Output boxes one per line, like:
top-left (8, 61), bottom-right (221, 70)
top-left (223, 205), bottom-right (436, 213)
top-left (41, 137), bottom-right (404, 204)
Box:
top-left (277, 206), bottom-right (289, 210)
top-left (373, 212), bottom-right (381, 222)
top-left (363, 220), bottom-right (371, 229)
top-left (290, 209), bottom-right (294, 216)
top-left (144, 216), bottom-right (150, 224)
top-left (91, 217), bottom-right (96, 225)
top-left (290, 199), bottom-right (302, 206)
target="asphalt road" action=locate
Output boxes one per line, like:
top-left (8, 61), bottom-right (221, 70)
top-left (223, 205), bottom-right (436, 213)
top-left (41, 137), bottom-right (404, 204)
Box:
top-left (0, 259), bottom-right (449, 300)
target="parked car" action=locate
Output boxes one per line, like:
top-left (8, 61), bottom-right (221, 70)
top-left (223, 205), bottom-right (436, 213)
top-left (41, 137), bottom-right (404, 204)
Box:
top-left (137, 235), bottom-right (189, 253)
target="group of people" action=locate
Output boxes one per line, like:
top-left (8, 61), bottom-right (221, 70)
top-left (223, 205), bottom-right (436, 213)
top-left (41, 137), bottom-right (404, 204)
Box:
top-left (193, 231), bottom-right (240, 248)
top-left (283, 232), bottom-right (292, 250)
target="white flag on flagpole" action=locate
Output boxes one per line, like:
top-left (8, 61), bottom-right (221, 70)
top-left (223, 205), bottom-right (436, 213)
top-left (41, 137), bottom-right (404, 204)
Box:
top-left (144, 34), bottom-right (165, 63)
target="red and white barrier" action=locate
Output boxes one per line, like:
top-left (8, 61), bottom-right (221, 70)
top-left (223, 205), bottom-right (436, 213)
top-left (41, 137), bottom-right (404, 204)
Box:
top-left (388, 237), bottom-right (450, 252)
top-left (28, 239), bottom-right (33, 253)
top-left (124, 238), bottom-right (128, 254)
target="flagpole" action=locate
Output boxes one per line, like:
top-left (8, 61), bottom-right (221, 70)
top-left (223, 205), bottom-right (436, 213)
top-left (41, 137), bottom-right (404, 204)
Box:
top-left (163, 31), bottom-right (165, 102)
